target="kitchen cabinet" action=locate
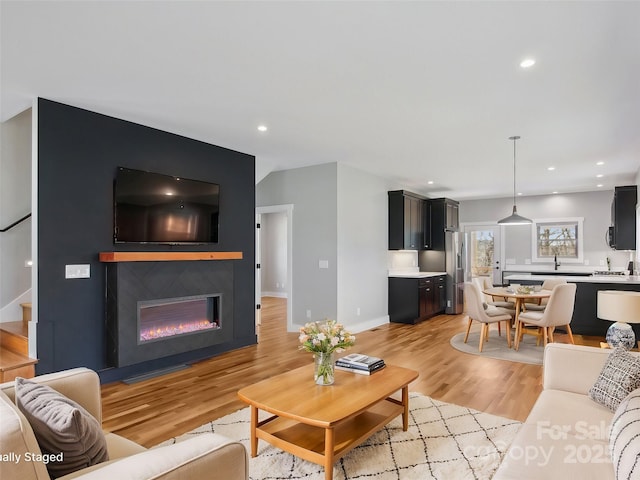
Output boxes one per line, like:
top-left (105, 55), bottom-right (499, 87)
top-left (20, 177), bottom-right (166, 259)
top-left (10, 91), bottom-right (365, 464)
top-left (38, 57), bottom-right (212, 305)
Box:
top-left (610, 186), bottom-right (637, 250)
top-left (388, 275), bottom-right (446, 324)
top-left (388, 190), bottom-right (428, 250)
top-left (428, 198), bottom-right (459, 251)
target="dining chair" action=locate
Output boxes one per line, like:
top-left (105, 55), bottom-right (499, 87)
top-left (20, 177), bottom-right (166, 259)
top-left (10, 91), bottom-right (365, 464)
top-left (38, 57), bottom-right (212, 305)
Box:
top-left (514, 283), bottom-right (577, 350)
top-left (523, 278), bottom-right (567, 311)
top-left (463, 282), bottom-right (513, 352)
top-left (474, 276), bottom-right (517, 313)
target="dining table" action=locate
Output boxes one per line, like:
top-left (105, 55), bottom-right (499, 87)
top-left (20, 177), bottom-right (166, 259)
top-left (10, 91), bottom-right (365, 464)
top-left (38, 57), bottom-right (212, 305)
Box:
top-left (482, 286), bottom-right (553, 346)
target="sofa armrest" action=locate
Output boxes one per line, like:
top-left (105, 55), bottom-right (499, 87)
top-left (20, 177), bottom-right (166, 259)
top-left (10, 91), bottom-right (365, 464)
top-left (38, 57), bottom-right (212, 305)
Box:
top-left (543, 343), bottom-right (624, 395)
top-left (59, 433), bottom-right (248, 480)
top-left (0, 367), bottom-right (102, 422)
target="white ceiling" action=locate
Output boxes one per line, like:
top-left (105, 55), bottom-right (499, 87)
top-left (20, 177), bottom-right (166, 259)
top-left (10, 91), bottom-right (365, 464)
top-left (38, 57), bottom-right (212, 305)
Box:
top-left (2, 1), bottom-right (639, 200)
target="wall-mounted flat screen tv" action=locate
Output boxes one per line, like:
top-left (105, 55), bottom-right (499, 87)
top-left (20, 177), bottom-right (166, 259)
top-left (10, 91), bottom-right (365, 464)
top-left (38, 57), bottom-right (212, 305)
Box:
top-left (114, 167), bottom-right (219, 244)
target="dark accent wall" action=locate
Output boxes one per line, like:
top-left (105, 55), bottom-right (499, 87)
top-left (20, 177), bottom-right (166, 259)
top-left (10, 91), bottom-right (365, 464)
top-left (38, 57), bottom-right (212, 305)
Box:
top-left (37, 99), bottom-right (256, 383)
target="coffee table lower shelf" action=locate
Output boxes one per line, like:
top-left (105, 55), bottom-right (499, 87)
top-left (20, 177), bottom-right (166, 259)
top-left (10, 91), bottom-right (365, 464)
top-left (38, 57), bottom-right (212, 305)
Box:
top-left (256, 398), bottom-right (403, 467)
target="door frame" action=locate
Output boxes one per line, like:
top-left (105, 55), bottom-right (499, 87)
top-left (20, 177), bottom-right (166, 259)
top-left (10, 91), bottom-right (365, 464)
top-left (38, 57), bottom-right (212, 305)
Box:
top-left (256, 204), bottom-right (294, 332)
top-left (461, 221), bottom-right (505, 285)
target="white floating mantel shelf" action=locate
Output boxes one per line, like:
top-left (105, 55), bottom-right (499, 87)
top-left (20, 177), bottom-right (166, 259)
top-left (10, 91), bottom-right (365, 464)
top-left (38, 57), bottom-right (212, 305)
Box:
top-left (99, 251), bottom-right (243, 263)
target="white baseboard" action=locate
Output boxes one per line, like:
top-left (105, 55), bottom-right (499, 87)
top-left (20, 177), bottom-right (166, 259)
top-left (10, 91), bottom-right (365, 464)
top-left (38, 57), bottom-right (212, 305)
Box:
top-left (261, 291), bottom-right (288, 298)
top-left (293, 315), bottom-right (390, 334)
top-left (347, 315), bottom-right (390, 333)
top-left (0, 289), bottom-right (31, 323)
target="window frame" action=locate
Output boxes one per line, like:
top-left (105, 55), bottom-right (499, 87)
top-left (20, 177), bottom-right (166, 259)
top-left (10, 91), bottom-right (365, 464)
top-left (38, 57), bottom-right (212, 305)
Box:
top-left (531, 217), bottom-right (584, 264)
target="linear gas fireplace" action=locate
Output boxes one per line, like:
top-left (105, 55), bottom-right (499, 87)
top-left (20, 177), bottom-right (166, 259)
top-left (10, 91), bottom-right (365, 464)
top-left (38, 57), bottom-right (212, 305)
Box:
top-left (106, 260), bottom-right (234, 367)
top-left (138, 295), bottom-right (221, 344)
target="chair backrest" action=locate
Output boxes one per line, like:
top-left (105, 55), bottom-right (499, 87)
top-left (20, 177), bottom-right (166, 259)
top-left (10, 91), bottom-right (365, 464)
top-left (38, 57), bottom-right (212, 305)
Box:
top-left (541, 278), bottom-right (567, 291)
top-left (472, 276), bottom-right (494, 303)
top-left (465, 281), bottom-right (491, 323)
top-left (540, 283), bottom-right (577, 327)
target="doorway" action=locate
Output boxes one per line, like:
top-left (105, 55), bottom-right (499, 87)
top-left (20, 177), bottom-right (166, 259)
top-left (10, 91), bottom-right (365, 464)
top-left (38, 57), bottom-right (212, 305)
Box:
top-left (256, 205), bottom-right (293, 336)
top-left (464, 224), bottom-right (502, 286)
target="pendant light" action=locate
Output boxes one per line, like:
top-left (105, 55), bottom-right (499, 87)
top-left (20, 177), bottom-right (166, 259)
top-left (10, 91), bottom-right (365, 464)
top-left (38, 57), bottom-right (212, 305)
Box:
top-left (497, 135), bottom-right (532, 225)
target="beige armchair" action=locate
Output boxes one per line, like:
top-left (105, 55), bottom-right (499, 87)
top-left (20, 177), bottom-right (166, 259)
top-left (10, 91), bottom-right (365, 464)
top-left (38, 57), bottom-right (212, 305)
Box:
top-left (523, 278), bottom-right (567, 311)
top-left (0, 368), bottom-right (248, 480)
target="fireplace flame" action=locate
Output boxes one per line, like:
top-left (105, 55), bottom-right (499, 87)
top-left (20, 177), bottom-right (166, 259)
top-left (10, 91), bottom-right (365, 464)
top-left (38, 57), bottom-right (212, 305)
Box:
top-left (140, 319), bottom-right (219, 342)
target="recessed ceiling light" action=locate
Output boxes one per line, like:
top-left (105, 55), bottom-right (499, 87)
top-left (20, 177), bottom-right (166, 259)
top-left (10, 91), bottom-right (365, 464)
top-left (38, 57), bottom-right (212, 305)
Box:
top-left (517, 192), bottom-right (523, 196)
top-left (596, 161), bottom-right (605, 166)
top-left (547, 166), bottom-right (555, 171)
top-left (553, 191), bottom-right (559, 194)
top-left (520, 58), bottom-right (536, 68)
top-left (257, 125), bottom-right (268, 132)
top-left (597, 184), bottom-right (604, 188)
top-left (596, 174), bottom-right (603, 178)
top-left (165, 192), bottom-right (174, 196)
top-left (427, 181), bottom-right (434, 185)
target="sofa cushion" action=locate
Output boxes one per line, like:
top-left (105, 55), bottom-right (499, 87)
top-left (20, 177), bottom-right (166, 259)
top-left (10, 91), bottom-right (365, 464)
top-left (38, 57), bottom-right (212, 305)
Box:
top-left (610, 388), bottom-right (640, 479)
top-left (493, 389), bottom-right (614, 479)
top-left (589, 347), bottom-right (640, 411)
top-left (15, 377), bottom-right (109, 479)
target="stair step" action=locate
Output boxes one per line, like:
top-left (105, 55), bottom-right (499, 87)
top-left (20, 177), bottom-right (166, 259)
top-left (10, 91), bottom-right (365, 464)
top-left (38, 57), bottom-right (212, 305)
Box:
top-left (0, 321), bottom-right (29, 356)
top-left (0, 349), bottom-right (37, 382)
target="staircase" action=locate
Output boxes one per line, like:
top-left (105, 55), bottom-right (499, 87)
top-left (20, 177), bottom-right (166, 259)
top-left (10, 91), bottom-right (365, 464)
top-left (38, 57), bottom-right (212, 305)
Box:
top-left (0, 303), bottom-right (37, 382)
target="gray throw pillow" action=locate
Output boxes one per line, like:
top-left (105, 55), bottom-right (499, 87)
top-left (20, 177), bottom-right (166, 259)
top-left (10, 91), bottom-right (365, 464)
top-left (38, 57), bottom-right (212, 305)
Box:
top-left (588, 348), bottom-right (640, 412)
top-left (15, 377), bottom-right (109, 478)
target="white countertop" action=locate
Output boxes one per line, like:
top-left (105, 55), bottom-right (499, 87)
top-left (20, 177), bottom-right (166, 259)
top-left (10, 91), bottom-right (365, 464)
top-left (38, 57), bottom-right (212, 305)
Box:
top-left (389, 271), bottom-right (447, 278)
top-left (505, 273), bottom-right (640, 285)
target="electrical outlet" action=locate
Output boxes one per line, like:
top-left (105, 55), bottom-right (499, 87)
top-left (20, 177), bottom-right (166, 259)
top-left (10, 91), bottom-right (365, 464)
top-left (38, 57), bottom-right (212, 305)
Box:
top-left (306, 310), bottom-right (311, 318)
top-left (357, 307), bottom-right (361, 316)
top-left (319, 260), bottom-right (329, 269)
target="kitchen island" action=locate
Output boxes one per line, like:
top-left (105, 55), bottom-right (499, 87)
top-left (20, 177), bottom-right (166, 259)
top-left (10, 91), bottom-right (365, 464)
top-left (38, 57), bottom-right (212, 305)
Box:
top-left (505, 274), bottom-right (640, 337)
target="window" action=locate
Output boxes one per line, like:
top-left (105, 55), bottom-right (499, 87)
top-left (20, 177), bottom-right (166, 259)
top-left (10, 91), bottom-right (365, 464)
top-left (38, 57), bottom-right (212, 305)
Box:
top-left (532, 217), bottom-right (584, 263)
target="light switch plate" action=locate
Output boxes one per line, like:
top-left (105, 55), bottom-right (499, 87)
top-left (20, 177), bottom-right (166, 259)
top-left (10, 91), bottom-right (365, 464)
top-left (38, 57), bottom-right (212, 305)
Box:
top-left (319, 260), bottom-right (329, 269)
top-left (65, 264), bottom-right (90, 279)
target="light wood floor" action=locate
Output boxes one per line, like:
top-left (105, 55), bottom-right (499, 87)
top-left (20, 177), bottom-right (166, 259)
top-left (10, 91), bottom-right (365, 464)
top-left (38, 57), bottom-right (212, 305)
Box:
top-left (101, 297), bottom-right (604, 447)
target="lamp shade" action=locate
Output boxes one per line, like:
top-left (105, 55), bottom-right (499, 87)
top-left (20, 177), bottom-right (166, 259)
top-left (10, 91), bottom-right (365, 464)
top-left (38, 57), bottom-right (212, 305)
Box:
top-left (598, 291), bottom-right (640, 324)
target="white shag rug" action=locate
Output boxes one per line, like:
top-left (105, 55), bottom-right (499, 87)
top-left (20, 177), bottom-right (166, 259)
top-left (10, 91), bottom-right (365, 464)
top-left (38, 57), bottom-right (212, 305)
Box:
top-left (158, 393), bottom-right (521, 480)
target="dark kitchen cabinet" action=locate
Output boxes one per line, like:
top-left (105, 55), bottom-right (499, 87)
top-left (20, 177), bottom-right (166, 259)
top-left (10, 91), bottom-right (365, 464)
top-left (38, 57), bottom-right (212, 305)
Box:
top-left (428, 198), bottom-right (460, 251)
top-left (389, 275), bottom-right (446, 324)
top-left (610, 186), bottom-right (637, 250)
top-left (434, 274), bottom-right (446, 313)
top-left (388, 190), bottom-right (428, 250)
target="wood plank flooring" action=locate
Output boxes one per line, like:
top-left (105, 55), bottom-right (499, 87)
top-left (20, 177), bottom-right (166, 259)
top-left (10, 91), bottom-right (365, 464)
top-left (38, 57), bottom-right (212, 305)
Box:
top-left (101, 297), bottom-right (604, 448)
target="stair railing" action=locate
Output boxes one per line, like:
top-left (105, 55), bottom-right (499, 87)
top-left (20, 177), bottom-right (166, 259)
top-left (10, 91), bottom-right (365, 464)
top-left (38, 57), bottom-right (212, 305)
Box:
top-left (0, 213), bottom-right (32, 232)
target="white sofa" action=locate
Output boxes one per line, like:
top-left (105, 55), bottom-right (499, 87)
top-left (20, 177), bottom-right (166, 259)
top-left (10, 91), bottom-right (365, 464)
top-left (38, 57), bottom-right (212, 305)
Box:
top-left (494, 343), bottom-right (638, 479)
top-left (0, 367), bottom-right (248, 480)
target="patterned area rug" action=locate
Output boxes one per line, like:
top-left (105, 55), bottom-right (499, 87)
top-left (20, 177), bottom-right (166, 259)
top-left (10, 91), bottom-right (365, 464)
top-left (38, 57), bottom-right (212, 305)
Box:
top-left (158, 393), bottom-right (521, 480)
top-left (450, 331), bottom-right (544, 365)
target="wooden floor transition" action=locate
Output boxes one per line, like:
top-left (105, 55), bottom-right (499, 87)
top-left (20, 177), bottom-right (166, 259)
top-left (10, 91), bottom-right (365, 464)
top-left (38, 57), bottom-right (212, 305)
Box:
top-left (101, 297), bottom-right (604, 447)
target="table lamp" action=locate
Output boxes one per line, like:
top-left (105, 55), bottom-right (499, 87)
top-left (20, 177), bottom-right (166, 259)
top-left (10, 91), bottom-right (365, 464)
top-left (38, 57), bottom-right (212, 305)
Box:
top-left (598, 290), bottom-right (640, 349)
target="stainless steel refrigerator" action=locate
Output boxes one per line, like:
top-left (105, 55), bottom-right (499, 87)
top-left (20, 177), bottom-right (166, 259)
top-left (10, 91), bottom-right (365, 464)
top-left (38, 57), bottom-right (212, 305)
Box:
top-left (445, 230), bottom-right (466, 314)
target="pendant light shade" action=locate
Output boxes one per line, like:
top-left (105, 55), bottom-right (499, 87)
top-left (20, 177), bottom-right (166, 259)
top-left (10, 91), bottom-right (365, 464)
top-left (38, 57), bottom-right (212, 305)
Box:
top-left (497, 136), bottom-right (532, 226)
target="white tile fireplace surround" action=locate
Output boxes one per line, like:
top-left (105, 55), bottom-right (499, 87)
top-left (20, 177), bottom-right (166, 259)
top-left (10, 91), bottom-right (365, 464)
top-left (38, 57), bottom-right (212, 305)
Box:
top-left (102, 252), bottom-right (240, 367)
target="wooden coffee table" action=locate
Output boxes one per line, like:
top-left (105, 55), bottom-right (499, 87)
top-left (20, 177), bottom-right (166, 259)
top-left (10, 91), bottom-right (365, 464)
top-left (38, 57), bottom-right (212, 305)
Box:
top-left (237, 363), bottom-right (418, 480)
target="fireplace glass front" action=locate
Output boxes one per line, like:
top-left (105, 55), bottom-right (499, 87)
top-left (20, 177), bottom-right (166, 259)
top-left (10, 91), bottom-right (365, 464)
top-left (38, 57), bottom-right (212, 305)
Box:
top-left (138, 294), bottom-right (221, 344)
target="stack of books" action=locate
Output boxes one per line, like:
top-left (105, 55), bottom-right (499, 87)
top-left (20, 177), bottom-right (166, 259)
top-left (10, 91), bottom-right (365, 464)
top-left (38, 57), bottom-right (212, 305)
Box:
top-left (335, 353), bottom-right (385, 375)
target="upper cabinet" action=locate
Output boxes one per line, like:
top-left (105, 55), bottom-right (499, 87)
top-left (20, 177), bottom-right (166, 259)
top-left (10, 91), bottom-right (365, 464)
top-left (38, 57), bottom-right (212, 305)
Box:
top-left (428, 198), bottom-right (460, 250)
top-left (611, 185), bottom-right (637, 250)
top-left (388, 190), bottom-right (429, 250)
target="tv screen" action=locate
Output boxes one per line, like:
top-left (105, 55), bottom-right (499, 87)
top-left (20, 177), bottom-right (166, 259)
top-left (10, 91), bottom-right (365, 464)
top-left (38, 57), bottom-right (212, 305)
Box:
top-left (114, 167), bottom-right (219, 244)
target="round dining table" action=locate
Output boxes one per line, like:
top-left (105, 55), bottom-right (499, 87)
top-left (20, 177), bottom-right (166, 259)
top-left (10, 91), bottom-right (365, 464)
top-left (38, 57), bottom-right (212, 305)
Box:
top-left (482, 286), bottom-right (553, 346)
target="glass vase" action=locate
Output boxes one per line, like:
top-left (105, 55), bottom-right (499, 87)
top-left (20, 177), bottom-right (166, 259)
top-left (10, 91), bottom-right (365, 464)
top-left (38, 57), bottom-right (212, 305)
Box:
top-left (314, 352), bottom-right (335, 386)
